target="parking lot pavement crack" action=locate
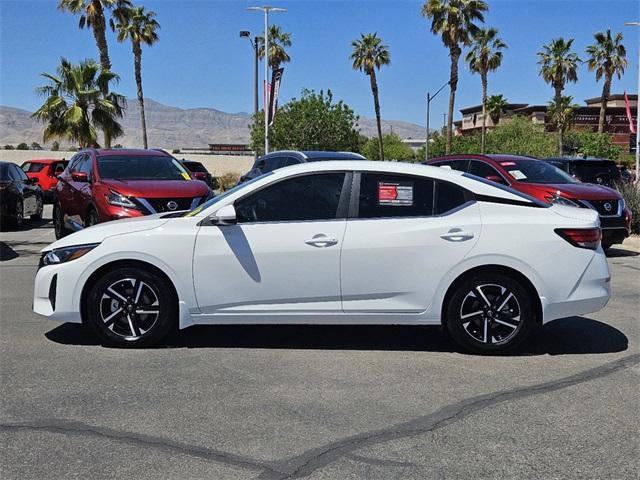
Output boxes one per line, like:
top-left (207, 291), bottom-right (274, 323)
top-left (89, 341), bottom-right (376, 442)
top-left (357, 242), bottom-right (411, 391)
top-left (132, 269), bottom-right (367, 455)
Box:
top-left (261, 353), bottom-right (640, 480)
top-left (0, 418), bottom-right (284, 477)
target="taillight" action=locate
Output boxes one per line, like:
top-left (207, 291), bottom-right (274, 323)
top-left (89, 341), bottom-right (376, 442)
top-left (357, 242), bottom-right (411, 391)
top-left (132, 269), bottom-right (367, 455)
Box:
top-left (555, 228), bottom-right (601, 250)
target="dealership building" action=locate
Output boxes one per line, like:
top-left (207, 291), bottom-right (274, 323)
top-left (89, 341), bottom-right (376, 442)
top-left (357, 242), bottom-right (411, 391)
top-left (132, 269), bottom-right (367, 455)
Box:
top-left (455, 94), bottom-right (638, 152)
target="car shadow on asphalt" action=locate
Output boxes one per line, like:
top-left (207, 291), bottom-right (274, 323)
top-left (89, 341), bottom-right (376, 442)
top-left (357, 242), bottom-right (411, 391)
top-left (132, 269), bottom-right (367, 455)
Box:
top-left (606, 247), bottom-right (639, 258)
top-left (45, 316), bottom-right (628, 356)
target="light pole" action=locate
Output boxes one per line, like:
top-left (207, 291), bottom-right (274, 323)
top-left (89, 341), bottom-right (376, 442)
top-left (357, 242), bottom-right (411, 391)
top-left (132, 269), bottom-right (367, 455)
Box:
top-left (240, 30), bottom-right (259, 158)
top-left (248, 5), bottom-right (287, 155)
top-left (625, 21), bottom-right (639, 182)
top-left (425, 80), bottom-right (450, 161)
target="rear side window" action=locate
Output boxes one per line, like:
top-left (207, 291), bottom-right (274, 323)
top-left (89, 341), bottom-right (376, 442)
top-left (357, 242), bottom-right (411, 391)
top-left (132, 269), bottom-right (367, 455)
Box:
top-left (50, 161), bottom-right (67, 175)
top-left (357, 173), bottom-right (434, 219)
top-left (435, 159), bottom-right (469, 172)
top-left (235, 173), bottom-right (346, 223)
top-left (435, 181), bottom-right (468, 214)
top-left (185, 162), bottom-right (207, 173)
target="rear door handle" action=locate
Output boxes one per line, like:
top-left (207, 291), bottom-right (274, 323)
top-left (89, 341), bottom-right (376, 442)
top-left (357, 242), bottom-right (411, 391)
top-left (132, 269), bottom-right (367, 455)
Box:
top-left (305, 234), bottom-right (338, 247)
top-left (440, 229), bottom-right (475, 241)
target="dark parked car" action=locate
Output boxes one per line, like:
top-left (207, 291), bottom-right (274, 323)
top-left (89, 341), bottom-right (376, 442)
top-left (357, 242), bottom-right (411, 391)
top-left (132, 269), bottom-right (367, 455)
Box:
top-left (238, 150), bottom-right (366, 184)
top-left (545, 157), bottom-right (622, 186)
top-left (0, 161), bottom-right (44, 230)
top-left (180, 159), bottom-right (216, 188)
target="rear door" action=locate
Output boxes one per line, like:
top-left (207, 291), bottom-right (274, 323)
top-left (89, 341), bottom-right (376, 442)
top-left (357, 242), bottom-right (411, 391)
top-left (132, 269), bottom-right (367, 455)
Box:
top-left (10, 164), bottom-right (37, 215)
top-left (193, 172), bottom-right (350, 314)
top-left (340, 172), bottom-right (481, 313)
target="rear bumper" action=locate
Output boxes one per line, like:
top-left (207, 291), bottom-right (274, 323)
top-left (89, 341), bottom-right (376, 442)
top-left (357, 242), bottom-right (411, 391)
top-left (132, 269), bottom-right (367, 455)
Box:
top-left (541, 250), bottom-right (610, 323)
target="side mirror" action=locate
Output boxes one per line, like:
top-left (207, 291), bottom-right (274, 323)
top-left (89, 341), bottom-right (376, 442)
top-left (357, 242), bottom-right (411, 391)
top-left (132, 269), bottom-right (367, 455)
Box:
top-left (485, 175), bottom-right (505, 184)
top-left (71, 171), bottom-right (89, 182)
top-left (210, 204), bottom-right (237, 226)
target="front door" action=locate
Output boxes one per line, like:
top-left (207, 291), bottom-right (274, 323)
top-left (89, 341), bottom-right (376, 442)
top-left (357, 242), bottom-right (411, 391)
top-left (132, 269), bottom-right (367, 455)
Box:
top-left (341, 172), bottom-right (481, 313)
top-left (193, 172), bottom-right (349, 315)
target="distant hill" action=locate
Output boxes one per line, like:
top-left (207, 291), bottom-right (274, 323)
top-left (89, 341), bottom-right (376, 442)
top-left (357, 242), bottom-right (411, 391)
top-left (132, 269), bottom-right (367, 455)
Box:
top-left (0, 98), bottom-right (426, 149)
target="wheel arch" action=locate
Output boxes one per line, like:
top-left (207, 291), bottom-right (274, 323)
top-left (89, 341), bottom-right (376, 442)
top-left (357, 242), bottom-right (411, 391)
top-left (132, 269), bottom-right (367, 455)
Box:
top-left (441, 264), bottom-right (543, 327)
top-left (79, 259), bottom-right (180, 327)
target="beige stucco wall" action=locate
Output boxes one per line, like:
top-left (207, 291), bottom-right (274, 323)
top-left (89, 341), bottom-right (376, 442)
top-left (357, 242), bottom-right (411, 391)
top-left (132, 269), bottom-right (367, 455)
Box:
top-left (0, 150), bottom-right (253, 176)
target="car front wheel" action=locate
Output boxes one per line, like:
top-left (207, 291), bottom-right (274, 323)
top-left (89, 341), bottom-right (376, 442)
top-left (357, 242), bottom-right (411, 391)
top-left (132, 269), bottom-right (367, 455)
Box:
top-left (53, 200), bottom-right (70, 239)
top-left (445, 273), bottom-right (535, 354)
top-left (85, 267), bottom-right (176, 347)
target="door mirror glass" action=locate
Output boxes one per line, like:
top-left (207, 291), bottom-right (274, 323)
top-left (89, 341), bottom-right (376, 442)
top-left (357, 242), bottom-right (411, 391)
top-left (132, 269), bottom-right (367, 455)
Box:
top-left (71, 171), bottom-right (89, 182)
top-left (211, 204), bottom-right (237, 225)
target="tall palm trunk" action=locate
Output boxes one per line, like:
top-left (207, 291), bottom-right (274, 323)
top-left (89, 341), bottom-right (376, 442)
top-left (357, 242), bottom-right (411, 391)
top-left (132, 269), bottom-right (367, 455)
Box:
top-left (369, 68), bottom-right (384, 160)
top-left (554, 81), bottom-right (563, 155)
top-left (598, 74), bottom-right (612, 134)
top-left (133, 42), bottom-right (148, 149)
top-left (446, 46), bottom-right (461, 154)
top-left (481, 71), bottom-right (488, 153)
top-left (90, 1), bottom-right (111, 71)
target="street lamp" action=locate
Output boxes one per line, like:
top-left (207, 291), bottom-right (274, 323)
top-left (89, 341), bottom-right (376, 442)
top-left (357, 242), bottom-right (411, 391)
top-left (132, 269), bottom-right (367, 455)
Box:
top-left (624, 21), bottom-right (639, 182)
top-left (247, 5), bottom-right (287, 155)
top-left (240, 30), bottom-right (259, 158)
top-left (425, 80), bottom-right (450, 161)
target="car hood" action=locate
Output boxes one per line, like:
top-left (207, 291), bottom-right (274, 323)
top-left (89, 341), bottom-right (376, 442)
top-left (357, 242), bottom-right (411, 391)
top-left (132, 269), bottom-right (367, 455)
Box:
top-left (42, 214), bottom-right (171, 252)
top-left (525, 182), bottom-right (620, 200)
top-left (104, 179), bottom-right (209, 198)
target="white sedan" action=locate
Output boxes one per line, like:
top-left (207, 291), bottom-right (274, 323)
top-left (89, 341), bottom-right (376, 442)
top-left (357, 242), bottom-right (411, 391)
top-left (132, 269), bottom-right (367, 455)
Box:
top-left (33, 161), bottom-right (610, 353)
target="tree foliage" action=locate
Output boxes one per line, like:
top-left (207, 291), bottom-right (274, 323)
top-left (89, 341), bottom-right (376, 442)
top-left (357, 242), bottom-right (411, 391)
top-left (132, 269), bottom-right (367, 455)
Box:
top-left (361, 132), bottom-right (415, 161)
top-left (564, 131), bottom-right (621, 160)
top-left (249, 89), bottom-right (361, 156)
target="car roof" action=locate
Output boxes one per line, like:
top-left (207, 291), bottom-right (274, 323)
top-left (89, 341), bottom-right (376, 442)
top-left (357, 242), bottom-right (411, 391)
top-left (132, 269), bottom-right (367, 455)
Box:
top-left (430, 154), bottom-right (539, 163)
top-left (545, 156), bottom-right (614, 163)
top-left (21, 158), bottom-right (64, 164)
top-left (82, 148), bottom-right (171, 157)
top-left (261, 150), bottom-right (366, 160)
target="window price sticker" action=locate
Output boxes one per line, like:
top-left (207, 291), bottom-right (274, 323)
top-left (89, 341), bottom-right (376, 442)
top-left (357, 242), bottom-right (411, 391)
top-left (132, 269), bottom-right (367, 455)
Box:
top-left (378, 182), bottom-right (413, 206)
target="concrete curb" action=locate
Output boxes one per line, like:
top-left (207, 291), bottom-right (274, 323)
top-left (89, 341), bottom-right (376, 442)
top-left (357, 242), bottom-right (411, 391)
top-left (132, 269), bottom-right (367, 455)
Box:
top-left (618, 235), bottom-right (640, 253)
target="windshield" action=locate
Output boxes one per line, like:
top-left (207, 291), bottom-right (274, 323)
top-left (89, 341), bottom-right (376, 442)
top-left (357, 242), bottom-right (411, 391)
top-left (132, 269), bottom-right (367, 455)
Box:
top-left (569, 160), bottom-right (621, 185)
top-left (22, 163), bottom-right (46, 173)
top-left (182, 173), bottom-right (270, 217)
top-left (499, 159), bottom-right (578, 184)
top-left (97, 155), bottom-right (190, 181)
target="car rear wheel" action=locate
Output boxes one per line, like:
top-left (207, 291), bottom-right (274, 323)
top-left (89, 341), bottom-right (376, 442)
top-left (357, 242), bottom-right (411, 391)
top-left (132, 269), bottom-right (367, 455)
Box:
top-left (445, 273), bottom-right (535, 354)
top-left (85, 267), bottom-right (176, 348)
top-left (53, 200), bottom-right (70, 239)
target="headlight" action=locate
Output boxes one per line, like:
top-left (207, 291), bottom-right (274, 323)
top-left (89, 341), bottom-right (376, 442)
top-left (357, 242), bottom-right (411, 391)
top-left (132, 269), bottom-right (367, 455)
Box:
top-left (40, 243), bottom-right (100, 267)
top-left (107, 190), bottom-right (138, 209)
top-left (544, 194), bottom-right (581, 208)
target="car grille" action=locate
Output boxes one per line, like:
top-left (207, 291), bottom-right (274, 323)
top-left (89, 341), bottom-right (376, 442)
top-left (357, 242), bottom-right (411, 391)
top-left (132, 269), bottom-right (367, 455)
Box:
top-left (141, 197), bottom-right (201, 214)
top-left (587, 199), bottom-right (620, 217)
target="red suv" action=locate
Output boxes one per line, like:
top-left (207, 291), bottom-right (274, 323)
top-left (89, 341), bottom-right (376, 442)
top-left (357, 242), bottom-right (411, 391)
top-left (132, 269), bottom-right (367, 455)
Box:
top-left (427, 154), bottom-right (632, 249)
top-left (53, 149), bottom-right (212, 239)
top-left (20, 159), bottom-right (68, 202)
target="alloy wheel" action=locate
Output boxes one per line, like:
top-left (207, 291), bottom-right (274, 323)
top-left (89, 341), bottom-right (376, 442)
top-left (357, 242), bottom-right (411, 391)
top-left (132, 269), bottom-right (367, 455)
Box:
top-left (459, 283), bottom-right (521, 345)
top-left (99, 277), bottom-right (160, 341)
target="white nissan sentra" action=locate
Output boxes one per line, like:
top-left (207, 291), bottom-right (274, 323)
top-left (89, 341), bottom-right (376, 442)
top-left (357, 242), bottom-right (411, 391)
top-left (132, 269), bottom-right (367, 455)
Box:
top-left (33, 161), bottom-right (610, 353)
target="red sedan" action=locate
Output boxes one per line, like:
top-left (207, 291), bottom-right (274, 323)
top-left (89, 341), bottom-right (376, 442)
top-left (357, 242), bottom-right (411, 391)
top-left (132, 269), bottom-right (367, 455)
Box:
top-left (53, 149), bottom-right (212, 239)
top-left (427, 154), bottom-right (631, 249)
top-left (20, 159), bottom-right (68, 202)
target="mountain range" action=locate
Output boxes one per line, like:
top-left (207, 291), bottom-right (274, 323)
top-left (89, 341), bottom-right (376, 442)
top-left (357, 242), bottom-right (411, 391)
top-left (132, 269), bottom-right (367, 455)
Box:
top-left (0, 98), bottom-right (426, 149)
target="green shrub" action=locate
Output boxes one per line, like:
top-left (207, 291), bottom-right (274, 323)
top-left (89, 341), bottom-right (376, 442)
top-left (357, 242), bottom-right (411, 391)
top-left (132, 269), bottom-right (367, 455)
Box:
top-left (217, 172), bottom-right (241, 192)
top-left (172, 148), bottom-right (180, 154)
top-left (616, 182), bottom-right (640, 235)
top-left (564, 131), bottom-right (621, 160)
top-left (4, 144), bottom-right (15, 150)
top-left (361, 132), bottom-right (415, 161)
top-left (51, 141), bottom-right (60, 151)
top-left (16, 142), bottom-right (29, 150)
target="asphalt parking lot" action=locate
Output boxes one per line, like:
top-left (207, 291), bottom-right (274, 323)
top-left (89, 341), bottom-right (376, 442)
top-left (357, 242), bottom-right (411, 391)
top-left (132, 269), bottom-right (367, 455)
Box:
top-left (1, 206), bottom-right (639, 480)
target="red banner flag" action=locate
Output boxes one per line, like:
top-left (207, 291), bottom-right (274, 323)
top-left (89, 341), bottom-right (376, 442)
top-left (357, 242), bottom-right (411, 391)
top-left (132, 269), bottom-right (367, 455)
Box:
top-left (624, 91), bottom-right (636, 134)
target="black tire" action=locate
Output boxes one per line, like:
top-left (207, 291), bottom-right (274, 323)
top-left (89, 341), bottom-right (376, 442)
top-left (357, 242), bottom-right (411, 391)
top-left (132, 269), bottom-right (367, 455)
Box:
top-left (86, 208), bottom-right (99, 227)
top-left (444, 272), bottom-right (535, 354)
top-left (84, 267), bottom-right (177, 348)
top-left (53, 200), bottom-right (70, 239)
top-left (30, 195), bottom-right (43, 220)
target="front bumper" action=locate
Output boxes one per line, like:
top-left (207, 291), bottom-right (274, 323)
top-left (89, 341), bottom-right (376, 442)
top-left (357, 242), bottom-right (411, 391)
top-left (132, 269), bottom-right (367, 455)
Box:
top-left (33, 262), bottom-right (82, 323)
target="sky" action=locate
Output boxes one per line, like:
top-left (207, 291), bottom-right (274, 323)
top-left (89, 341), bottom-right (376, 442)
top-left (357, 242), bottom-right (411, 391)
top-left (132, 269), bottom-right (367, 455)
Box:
top-left (0, 0), bottom-right (638, 128)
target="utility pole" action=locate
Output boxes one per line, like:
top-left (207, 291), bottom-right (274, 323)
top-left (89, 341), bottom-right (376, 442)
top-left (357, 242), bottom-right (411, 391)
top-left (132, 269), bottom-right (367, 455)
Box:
top-left (625, 21), bottom-right (639, 182)
top-left (248, 6), bottom-right (286, 155)
top-left (240, 30), bottom-right (259, 158)
top-left (425, 81), bottom-right (449, 161)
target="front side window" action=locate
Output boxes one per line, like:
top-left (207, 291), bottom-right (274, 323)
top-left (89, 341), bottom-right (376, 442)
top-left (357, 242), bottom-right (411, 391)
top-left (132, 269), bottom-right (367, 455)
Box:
top-left (69, 154), bottom-right (85, 172)
top-left (358, 173), bottom-right (434, 219)
top-left (97, 155), bottom-right (190, 181)
top-left (235, 173), bottom-right (346, 223)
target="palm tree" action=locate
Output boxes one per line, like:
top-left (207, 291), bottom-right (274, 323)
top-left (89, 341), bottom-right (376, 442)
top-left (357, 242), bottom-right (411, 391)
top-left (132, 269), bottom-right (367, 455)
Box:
top-left (350, 33), bottom-right (391, 160)
top-left (486, 94), bottom-right (508, 125)
top-left (537, 38), bottom-right (580, 154)
top-left (58, 0), bottom-right (130, 71)
top-left (114, 5), bottom-right (160, 149)
top-left (422, 0), bottom-right (488, 154)
top-left (586, 30), bottom-right (627, 133)
top-left (548, 95), bottom-right (579, 140)
top-left (32, 58), bottom-right (125, 148)
top-left (257, 25), bottom-right (292, 71)
top-left (465, 27), bottom-right (506, 153)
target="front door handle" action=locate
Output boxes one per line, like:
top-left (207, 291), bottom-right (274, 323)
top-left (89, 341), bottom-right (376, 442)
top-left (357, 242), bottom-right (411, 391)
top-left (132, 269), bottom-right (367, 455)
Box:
top-left (440, 228), bottom-right (475, 241)
top-left (305, 234), bottom-right (338, 247)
